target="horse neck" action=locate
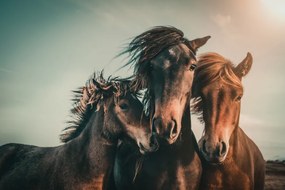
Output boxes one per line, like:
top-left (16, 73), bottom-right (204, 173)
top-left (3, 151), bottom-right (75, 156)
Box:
top-left (176, 104), bottom-right (196, 152)
top-left (64, 106), bottom-right (117, 176)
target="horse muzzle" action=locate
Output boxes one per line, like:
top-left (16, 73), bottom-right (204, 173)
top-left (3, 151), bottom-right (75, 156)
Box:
top-left (152, 117), bottom-right (180, 144)
top-left (200, 139), bottom-right (228, 164)
top-left (138, 135), bottom-right (159, 154)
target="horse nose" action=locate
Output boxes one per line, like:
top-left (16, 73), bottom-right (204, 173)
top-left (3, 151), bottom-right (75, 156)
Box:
top-left (152, 117), bottom-right (178, 140)
top-left (168, 120), bottom-right (178, 139)
top-left (217, 141), bottom-right (227, 157)
top-left (152, 117), bottom-right (161, 134)
top-left (202, 140), bottom-right (227, 159)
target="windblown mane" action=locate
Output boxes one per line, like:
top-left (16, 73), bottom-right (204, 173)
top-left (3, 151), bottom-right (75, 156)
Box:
top-left (60, 72), bottom-right (132, 143)
top-left (191, 52), bottom-right (243, 122)
top-left (119, 26), bottom-right (193, 114)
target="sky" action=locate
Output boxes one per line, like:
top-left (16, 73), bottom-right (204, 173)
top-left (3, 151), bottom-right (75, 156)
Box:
top-left (0, 0), bottom-right (284, 160)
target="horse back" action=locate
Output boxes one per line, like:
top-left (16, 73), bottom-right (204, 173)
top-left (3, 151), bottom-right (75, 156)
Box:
top-left (0, 143), bottom-right (56, 189)
top-left (0, 143), bottom-right (30, 178)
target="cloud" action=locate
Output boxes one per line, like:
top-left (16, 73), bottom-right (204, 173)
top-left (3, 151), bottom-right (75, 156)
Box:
top-left (210, 13), bottom-right (242, 41)
top-left (211, 13), bottom-right (232, 28)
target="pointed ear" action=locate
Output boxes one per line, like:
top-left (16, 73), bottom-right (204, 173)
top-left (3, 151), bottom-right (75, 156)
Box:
top-left (234, 52), bottom-right (253, 78)
top-left (189, 36), bottom-right (211, 52)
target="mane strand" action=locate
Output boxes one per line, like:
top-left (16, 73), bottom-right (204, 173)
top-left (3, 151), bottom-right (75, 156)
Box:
top-left (119, 26), bottom-right (186, 72)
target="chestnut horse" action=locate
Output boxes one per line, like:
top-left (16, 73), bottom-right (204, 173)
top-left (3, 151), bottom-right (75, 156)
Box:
top-left (0, 73), bottom-right (156, 190)
top-left (114, 26), bottom-right (210, 189)
top-left (191, 52), bottom-right (265, 190)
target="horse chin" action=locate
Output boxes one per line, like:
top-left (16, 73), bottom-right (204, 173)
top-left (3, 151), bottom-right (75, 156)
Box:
top-left (163, 138), bottom-right (176, 145)
top-left (157, 133), bottom-right (181, 146)
top-left (209, 159), bottom-right (225, 166)
top-left (203, 154), bottom-right (227, 165)
top-left (138, 142), bottom-right (159, 155)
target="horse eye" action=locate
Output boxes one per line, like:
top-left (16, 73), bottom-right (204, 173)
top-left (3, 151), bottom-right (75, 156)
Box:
top-left (119, 103), bottom-right (129, 111)
top-left (235, 95), bottom-right (242, 102)
top-left (189, 64), bottom-right (197, 71)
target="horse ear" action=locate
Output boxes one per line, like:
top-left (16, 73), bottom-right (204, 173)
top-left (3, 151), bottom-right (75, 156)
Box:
top-left (234, 52), bottom-right (253, 78)
top-left (189, 36), bottom-right (211, 52)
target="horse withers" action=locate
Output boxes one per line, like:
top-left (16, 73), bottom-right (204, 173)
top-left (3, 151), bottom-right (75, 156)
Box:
top-left (114, 26), bottom-right (210, 190)
top-left (0, 73), bottom-right (157, 190)
top-left (192, 52), bottom-right (265, 190)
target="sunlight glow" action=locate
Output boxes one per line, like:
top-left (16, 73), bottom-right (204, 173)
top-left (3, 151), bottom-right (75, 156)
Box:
top-left (261, 0), bottom-right (285, 19)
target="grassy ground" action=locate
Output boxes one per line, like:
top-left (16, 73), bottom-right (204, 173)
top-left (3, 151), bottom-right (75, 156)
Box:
top-left (265, 160), bottom-right (285, 190)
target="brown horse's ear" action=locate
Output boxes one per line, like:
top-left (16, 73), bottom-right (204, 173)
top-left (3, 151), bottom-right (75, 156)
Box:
top-left (234, 52), bottom-right (253, 78)
top-left (189, 36), bottom-right (211, 52)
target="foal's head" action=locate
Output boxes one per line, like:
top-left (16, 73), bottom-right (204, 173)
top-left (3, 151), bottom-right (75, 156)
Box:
top-left (61, 73), bottom-right (157, 154)
top-left (192, 52), bottom-right (253, 163)
top-left (123, 26), bottom-right (210, 144)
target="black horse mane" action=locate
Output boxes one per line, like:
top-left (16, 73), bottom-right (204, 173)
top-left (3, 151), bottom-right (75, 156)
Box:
top-left (120, 26), bottom-right (193, 78)
top-left (119, 26), bottom-right (192, 115)
top-left (60, 72), bottom-right (133, 143)
top-left (121, 26), bottom-right (183, 65)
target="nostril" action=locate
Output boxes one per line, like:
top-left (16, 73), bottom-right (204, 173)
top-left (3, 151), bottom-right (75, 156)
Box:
top-left (169, 120), bottom-right (178, 139)
top-left (220, 141), bottom-right (227, 156)
top-left (172, 121), bottom-right (177, 135)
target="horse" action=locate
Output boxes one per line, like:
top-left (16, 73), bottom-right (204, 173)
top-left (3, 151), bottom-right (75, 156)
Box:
top-left (114, 26), bottom-right (210, 189)
top-left (0, 73), bottom-right (157, 190)
top-left (191, 52), bottom-right (265, 190)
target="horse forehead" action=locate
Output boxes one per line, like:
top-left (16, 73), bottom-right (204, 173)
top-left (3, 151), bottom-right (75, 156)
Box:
top-left (203, 79), bottom-right (236, 91)
top-left (153, 44), bottom-right (190, 69)
top-left (168, 47), bottom-right (177, 57)
top-left (168, 44), bottom-right (189, 57)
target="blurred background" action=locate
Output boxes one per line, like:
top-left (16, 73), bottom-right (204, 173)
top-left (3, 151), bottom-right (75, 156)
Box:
top-left (0, 0), bottom-right (284, 160)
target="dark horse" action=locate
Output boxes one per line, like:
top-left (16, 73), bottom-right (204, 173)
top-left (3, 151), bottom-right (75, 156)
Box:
top-left (114, 26), bottom-right (210, 189)
top-left (191, 53), bottom-right (265, 190)
top-left (0, 73), bottom-right (157, 190)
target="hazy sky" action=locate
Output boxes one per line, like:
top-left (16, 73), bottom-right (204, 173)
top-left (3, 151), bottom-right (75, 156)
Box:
top-left (0, 0), bottom-right (284, 160)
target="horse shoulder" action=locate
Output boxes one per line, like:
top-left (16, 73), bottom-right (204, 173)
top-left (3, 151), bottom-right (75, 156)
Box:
top-left (237, 128), bottom-right (265, 189)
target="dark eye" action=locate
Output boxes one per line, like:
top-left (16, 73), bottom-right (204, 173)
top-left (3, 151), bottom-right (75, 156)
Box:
top-left (235, 95), bottom-right (242, 102)
top-left (189, 64), bottom-right (197, 71)
top-left (119, 103), bottom-right (129, 111)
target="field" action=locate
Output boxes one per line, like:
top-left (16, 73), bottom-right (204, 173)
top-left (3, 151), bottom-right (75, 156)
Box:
top-left (265, 160), bottom-right (285, 190)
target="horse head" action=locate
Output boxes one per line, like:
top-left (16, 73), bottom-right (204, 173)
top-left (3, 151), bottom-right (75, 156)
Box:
top-left (124, 26), bottom-right (210, 145)
top-left (192, 52), bottom-right (253, 163)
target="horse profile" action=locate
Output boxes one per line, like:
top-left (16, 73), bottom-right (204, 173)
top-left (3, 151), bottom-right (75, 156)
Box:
top-left (0, 73), bottom-right (157, 190)
top-left (191, 52), bottom-right (265, 190)
top-left (114, 26), bottom-right (210, 189)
